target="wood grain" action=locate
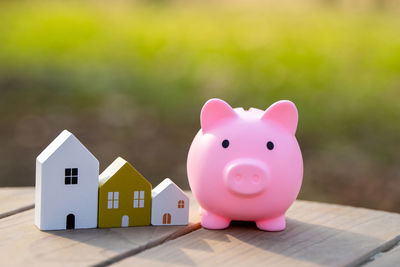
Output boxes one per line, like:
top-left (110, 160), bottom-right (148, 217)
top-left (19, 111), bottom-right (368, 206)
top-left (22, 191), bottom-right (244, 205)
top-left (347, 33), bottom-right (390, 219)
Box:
top-left (1, 187), bottom-right (399, 267)
top-left (0, 187), bottom-right (34, 219)
top-left (0, 190), bottom-right (200, 267)
top-left (114, 200), bottom-right (400, 267)
top-left (364, 241), bottom-right (400, 267)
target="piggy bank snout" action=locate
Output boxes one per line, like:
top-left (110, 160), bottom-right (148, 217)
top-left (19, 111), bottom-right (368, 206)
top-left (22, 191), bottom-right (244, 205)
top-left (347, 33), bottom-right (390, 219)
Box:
top-left (224, 159), bottom-right (269, 196)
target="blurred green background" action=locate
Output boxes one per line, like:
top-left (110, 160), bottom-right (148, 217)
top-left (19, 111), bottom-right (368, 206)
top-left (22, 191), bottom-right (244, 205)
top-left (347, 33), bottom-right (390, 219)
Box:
top-left (1, 0), bottom-right (399, 212)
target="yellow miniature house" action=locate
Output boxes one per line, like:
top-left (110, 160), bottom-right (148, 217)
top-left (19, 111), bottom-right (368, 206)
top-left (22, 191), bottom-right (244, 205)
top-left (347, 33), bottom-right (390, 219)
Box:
top-left (98, 157), bottom-right (152, 228)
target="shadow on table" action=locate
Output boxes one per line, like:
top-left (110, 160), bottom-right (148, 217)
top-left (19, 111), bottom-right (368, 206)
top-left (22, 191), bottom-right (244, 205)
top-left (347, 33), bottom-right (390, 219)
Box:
top-left (43, 224), bottom-right (188, 259)
top-left (134, 218), bottom-right (382, 266)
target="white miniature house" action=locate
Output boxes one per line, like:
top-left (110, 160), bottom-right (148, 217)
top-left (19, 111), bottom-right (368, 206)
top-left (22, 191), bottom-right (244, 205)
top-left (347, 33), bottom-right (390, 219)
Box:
top-left (151, 178), bottom-right (189, 226)
top-left (35, 130), bottom-right (99, 230)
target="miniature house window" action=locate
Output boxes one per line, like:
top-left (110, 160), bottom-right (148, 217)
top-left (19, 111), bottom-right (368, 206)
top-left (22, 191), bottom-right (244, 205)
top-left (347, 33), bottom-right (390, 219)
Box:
top-left (163, 213), bottom-right (171, 224)
top-left (178, 200), bottom-right (184, 208)
top-left (107, 192), bottom-right (119, 209)
top-left (65, 168), bottom-right (78, 185)
top-left (133, 190), bottom-right (145, 208)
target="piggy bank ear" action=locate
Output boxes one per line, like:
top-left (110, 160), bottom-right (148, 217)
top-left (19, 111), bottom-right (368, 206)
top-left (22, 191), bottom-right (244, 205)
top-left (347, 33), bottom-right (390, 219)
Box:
top-left (261, 100), bottom-right (298, 135)
top-left (201, 98), bottom-right (237, 132)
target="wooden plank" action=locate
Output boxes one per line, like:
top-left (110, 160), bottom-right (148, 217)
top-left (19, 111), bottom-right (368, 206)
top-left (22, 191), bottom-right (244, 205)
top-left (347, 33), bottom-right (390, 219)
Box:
top-left (364, 241), bottom-right (400, 267)
top-left (0, 187), bottom-right (34, 219)
top-left (0, 190), bottom-right (200, 267)
top-left (114, 199), bottom-right (400, 267)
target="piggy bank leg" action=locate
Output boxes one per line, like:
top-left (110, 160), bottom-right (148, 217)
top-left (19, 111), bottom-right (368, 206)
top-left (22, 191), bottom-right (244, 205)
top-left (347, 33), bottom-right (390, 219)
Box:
top-left (256, 215), bottom-right (286, 231)
top-left (201, 209), bottom-right (231, 230)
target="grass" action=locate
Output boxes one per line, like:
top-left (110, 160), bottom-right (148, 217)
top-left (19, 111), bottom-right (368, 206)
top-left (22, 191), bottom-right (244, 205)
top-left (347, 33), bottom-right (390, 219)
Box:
top-left (0, 0), bottom-right (399, 211)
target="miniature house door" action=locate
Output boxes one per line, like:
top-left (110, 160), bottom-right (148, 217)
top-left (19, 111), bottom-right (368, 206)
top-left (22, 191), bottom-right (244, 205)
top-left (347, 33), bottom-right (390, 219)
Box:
top-left (163, 213), bottom-right (171, 224)
top-left (121, 215), bottom-right (129, 227)
top-left (66, 214), bottom-right (75, 229)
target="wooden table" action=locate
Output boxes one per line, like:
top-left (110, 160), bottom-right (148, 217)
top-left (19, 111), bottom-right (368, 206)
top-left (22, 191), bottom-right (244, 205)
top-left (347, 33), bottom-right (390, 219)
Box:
top-left (0, 187), bottom-right (399, 266)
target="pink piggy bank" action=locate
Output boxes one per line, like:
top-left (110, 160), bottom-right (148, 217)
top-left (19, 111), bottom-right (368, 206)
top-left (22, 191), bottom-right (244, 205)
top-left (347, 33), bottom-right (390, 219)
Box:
top-left (187, 98), bottom-right (303, 231)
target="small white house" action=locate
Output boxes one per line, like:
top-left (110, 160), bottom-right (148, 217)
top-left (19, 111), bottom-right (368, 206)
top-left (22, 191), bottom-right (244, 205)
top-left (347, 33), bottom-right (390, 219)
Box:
top-left (151, 178), bottom-right (189, 226)
top-left (35, 130), bottom-right (99, 230)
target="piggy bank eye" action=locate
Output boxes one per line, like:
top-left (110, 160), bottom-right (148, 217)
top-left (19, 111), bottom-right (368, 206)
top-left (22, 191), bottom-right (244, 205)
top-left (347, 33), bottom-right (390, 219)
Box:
top-left (267, 141), bottom-right (274, 150)
top-left (222, 139), bottom-right (230, 148)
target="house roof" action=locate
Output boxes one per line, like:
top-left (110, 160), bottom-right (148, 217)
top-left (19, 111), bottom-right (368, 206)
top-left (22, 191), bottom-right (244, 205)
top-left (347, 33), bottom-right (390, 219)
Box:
top-left (152, 178), bottom-right (187, 199)
top-left (37, 130), bottom-right (94, 164)
top-left (99, 157), bottom-right (127, 187)
top-left (99, 157), bottom-right (150, 188)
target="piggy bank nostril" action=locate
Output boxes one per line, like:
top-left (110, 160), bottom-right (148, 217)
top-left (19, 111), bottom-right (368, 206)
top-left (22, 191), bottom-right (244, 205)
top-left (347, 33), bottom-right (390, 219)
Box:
top-left (252, 175), bottom-right (260, 183)
top-left (234, 174), bottom-right (242, 183)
